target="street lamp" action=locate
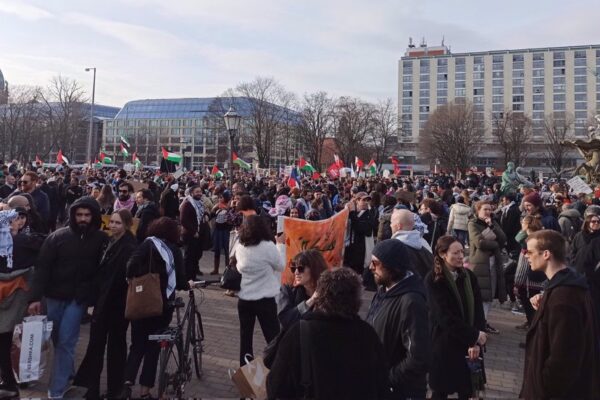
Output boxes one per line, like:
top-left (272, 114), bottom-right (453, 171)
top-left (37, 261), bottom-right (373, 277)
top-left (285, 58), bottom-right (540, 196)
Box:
top-left (85, 67), bottom-right (96, 165)
top-left (223, 105), bottom-right (242, 182)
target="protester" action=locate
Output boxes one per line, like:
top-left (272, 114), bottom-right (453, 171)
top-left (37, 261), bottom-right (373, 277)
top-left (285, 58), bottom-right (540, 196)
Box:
top-left (376, 195), bottom-right (398, 241)
top-left (343, 192), bottom-right (378, 275)
top-left (277, 249), bottom-right (326, 330)
top-left (28, 197), bottom-right (107, 398)
top-left (570, 206), bottom-right (600, 274)
top-left (425, 235), bottom-right (487, 400)
top-left (522, 192), bottom-right (560, 231)
top-left (468, 200), bottom-right (506, 333)
top-left (233, 215), bottom-right (284, 366)
top-left (96, 184), bottom-right (116, 215)
top-left (0, 174), bottom-right (15, 199)
top-left (390, 208), bottom-right (433, 279)
top-left (134, 189), bottom-right (160, 242)
top-left (180, 185), bottom-right (210, 279)
top-left (521, 230), bottom-right (600, 399)
top-left (210, 191), bottom-right (232, 275)
top-left (114, 182), bottom-right (138, 214)
top-left (123, 217), bottom-right (188, 399)
top-left (13, 171), bottom-right (50, 224)
top-left (366, 239), bottom-right (431, 399)
top-left (419, 198), bottom-right (447, 251)
top-left (267, 268), bottom-right (388, 400)
top-left (447, 196), bottom-right (472, 247)
top-left (73, 209), bottom-right (137, 398)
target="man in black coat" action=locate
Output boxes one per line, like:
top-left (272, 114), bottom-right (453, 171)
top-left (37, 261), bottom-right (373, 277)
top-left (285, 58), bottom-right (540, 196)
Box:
top-left (343, 192), bottom-right (378, 275)
top-left (366, 239), bottom-right (431, 399)
top-left (0, 174), bottom-right (15, 200)
top-left (134, 188), bottom-right (160, 242)
top-left (498, 193), bottom-right (521, 259)
top-left (28, 197), bottom-right (108, 398)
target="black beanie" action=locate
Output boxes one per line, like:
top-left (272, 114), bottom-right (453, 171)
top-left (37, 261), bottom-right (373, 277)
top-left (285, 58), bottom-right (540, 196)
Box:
top-left (371, 239), bottom-right (411, 273)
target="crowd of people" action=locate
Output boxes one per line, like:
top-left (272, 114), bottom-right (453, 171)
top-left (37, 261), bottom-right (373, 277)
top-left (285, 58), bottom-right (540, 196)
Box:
top-left (0, 160), bottom-right (600, 399)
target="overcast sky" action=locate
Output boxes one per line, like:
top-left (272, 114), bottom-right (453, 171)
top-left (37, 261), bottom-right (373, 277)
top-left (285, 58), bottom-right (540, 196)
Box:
top-left (1, 0), bottom-right (599, 107)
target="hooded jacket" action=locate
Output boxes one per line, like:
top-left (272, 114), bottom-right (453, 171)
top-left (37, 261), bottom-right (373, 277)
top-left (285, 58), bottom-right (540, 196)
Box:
top-left (521, 268), bottom-right (600, 399)
top-left (366, 272), bottom-right (431, 398)
top-left (391, 230), bottom-right (433, 279)
top-left (557, 208), bottom-right (582, 241)
top-left (31, 197), bottom-right (108, 304)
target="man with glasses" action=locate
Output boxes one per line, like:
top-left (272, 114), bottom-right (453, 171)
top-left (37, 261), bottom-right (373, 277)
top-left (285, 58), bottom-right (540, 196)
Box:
top-left (15, 172), bottom-right (50, 224)
top-left (580, 208), bottom-right (600, 324)
top-left (521, 230), bottom-right (600, 399)
top-left (114, 182), bottom-right (137, 214)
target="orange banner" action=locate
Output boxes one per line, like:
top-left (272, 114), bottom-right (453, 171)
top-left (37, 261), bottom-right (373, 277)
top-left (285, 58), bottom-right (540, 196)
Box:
top-left (281, 208), bottom-right (349, 284)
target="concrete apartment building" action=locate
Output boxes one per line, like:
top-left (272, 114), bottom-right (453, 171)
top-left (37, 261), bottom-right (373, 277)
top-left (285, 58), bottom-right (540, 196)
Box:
top-left (398, 41), bottom-right (600, 172)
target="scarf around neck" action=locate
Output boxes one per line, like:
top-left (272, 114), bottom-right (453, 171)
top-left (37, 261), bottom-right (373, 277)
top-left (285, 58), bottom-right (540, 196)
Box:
top-left (114, 196), bottom-right (135, 211)
top-left (443, 266), bottom-right (475, 326)
top-left (147, 237), bottom-right (176, 298)
top-left (0, 210), bottom-right (18, 269)
top-left (186, 195), bottom-right (205, 228)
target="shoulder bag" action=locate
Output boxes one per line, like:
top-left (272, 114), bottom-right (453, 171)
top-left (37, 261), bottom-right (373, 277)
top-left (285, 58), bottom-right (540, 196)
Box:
top-left (124, 246), bottom-right (163, 320)
top-left (220, 263), bottom-right (241, 291)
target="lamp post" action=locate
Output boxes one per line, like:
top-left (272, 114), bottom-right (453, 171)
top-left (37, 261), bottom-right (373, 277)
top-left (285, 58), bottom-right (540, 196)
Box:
top-left (223, 105), bottom-right (242, 182)
top-left (85, 67), bottom-right (96, 165)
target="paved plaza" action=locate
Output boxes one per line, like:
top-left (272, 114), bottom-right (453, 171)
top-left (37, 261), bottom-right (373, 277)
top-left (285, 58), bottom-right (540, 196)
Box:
top-left (21, 255), bottom-right (526, 399)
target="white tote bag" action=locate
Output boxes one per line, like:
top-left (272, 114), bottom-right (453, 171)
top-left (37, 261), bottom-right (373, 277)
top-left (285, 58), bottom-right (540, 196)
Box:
top-left (18, 315), bottom-right (53, 382)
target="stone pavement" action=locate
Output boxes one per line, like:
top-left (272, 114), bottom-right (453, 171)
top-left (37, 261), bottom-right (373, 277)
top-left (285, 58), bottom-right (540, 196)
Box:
top-left (21, 255), bottom-right (527, 399)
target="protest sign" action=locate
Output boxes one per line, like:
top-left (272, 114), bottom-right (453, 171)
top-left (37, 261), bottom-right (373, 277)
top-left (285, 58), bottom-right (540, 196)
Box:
top-left (567, 176), bottom-right (593, 194)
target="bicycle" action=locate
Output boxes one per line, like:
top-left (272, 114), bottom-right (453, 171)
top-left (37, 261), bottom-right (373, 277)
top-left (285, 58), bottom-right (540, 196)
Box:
top-left (149, 279), bottom-right (219, 398)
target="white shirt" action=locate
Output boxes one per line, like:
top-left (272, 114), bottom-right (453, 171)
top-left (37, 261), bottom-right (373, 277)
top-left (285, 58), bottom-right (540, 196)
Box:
top-left (233, 241), bottom-right (286, 301)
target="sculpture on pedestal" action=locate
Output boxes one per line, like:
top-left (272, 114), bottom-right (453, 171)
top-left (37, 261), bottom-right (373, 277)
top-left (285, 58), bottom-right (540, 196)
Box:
top-left (561, 115), bottom-right (600, 185)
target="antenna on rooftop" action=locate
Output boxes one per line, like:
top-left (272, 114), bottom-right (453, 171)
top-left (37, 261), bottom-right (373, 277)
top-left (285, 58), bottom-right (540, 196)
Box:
top-left (408, 37), bottom-right (415, 48)
top-left (442, 35), bottom-right (445, 47)
top-left (420, 37), bottom-right (427, 48)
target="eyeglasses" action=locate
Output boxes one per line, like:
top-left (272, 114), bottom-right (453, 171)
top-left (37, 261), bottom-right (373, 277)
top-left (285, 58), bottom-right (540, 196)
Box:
top-left (290, 265), bottom-right (306, 274)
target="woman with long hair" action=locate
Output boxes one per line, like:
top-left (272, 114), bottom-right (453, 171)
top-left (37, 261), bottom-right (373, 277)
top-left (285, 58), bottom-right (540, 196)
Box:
top-left (570, 207), bottom-right (600, 274)
top-left (73, 209), bottom-right (137, 398)
top-left (96, 184), bottom-right (116, 215)
top-left (425, 235), bottom-right (487, 400)
top-left (123, 217), bottom-right (188, 398)
top-left (233, 214), bottom-right (284, 366)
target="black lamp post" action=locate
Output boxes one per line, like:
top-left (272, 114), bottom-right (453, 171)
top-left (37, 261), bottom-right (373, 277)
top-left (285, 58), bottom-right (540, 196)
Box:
top-left (223, 105), bottom-right (242, 182)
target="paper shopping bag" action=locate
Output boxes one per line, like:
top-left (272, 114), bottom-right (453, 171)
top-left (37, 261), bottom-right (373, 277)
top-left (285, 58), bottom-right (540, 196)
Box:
top-left (231, 356), bottom-right (270, 399)
top-left (18, 316), bottom-right (53, 382)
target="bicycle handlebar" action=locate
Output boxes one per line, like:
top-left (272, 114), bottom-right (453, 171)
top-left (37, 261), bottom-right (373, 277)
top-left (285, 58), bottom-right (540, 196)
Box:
top-left (190, 278), bottom-right (221, 289)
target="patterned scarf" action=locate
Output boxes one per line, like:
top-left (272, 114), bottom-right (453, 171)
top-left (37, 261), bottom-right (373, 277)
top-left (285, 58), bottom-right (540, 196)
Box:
top-left (0, 210), bottom-right (18, 269)
top-left (147, 237), bottom-right (176, 298)
top-left (185, 195), bottom-right (205, 228)
top-left (114, 196), bottom-right (136, 211)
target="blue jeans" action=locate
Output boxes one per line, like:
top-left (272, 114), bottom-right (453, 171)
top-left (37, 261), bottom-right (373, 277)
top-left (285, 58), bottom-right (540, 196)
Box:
top-left (454, 229), bottom-right (468, 247)
top-left (45, 298), bottom-right (86, 398)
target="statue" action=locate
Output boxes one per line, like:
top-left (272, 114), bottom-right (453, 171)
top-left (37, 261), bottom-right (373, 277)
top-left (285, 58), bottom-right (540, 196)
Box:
top-left (500, 161), bottom-right (534, 195)
top-left (561, 114), bottom-right (600, 185)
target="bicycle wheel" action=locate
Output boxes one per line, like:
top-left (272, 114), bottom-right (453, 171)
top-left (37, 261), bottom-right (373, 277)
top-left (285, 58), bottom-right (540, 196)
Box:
top-left (157, 340), bottom-right (184, 398)
top-left (191, 311), bottom-right (205, 379)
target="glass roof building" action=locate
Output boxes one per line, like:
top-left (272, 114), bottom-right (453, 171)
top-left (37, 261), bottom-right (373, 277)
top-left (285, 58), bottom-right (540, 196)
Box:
top-left (103, 97), bottom-right (302, 170)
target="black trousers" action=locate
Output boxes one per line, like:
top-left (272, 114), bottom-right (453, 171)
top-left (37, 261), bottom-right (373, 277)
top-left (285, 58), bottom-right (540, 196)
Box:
top-left (184, 238), bottom-right (203, 281)
top-left (124, 311), bottom-right (172, 388)
top-left (237, 297), bottom-right (280, 366)
top-left (504, 260), bottom-right (517, 302)
top-left (73, 311), bottom-right (128, 397)
top-left (0, 331), bottom-right (16, 387)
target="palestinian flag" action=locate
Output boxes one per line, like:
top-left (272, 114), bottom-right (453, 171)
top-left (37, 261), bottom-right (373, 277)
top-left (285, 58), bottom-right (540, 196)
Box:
top-left (120, 136), bottom-right (131, 151)
top-left (132, 152), bottom-right (142, 168)
top-left (35, 155), bottom-right (43, 166)
top-left (120, 144), bottom-right (130, 157)
top-left (57, 149), bottom-right (69, 165)
top-left (211, 165), bottom-right (224, 179)
top-left (99, 150), bottom-right (113, 164)
top-left (233, 152), bottom-right (251, 170)
top-left (287, 167), bottom-right (301, 188)
top-left (367, 159), bottom-right (377, 175)
top-left (93, 158), bottom-right (102, 168)
top-left (162, 147), bottom-right (182, 164)
top-left (334, 154), bottom-right (344, 168)
top-left (311, 171), bottom-right (321, 181)
top-left (355, 157), bottom-right (364, 170)
top-left (298, 157), bottom-right (316, 173)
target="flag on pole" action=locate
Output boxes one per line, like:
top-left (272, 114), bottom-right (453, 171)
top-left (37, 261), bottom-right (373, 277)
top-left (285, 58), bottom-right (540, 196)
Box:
top-left (35, 155), bottom-right (42, 166)
top-left (93, 158), bottom-right (102, 168)
top-left (57, 149), bottom-right (69, 165)
top-left (99, 149), bottom-right (113, 164)
top-left (390, 156), bottom-right (400, 175)
top-left (287, 166), bottom-right (301, 188)
top-left (161, 147), bottom-right (182, 164)
top-left (367, 159), bottom-right (377, 175)
top-left (311, 171), bottom-right (321, 181)
top-left (211, 165), bottom-right (224, 178)
top-left (232, 152), bottom-right (251, 170)
top-left (120, 136), bottom-right (131, 151)
top-left (298, 157), bottom-right (316, 173)
top-left (334, 154), bottom-right (343, 168)
top-left (120, 144), bottom-right (130, 157)
top-left (354, 157), bottom-right (364, 171)
top-left (132, 152), bottom-right (142, 168)
top-left (327, 163), bottom-right (340, 179)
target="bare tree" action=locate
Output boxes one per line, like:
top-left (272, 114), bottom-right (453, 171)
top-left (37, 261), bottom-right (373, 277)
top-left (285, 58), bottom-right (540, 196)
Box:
top-left (491, 110), bottom-right (532, 166)
top-left (332, 97), bottom-right (375, 165)
top-left (543, 112), bottom-right (574, 177)
top-left (370, 98), bottom-right (398, 165)
top-left (297, 91), bottom-right (334, 169)
top-left (420, 101), bottom-right (483, 173)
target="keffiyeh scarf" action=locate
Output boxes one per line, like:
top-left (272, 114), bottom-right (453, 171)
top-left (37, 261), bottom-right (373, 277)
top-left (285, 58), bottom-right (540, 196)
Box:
top-left (0, 210), bottom-right (18, 269)
top-left (147, 236), bottom-right (176, 298)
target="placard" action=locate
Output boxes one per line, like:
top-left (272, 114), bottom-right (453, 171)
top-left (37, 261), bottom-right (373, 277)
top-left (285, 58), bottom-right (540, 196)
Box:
top-left (567, 176), bottom-right (593, 194)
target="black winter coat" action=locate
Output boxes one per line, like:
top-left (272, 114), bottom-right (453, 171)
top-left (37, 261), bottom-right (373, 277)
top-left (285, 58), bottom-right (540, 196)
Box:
top-left (424, 268), bottom-right (486, 395)
top-left (365, 273), bottom-right (431, 398)
top-left (266, 312), bottom-right (388, 400)
top-left (92, 231), bottom-right (137, 318)
top-left (135, 202), bottom-right (160, 242)
top-left (31, 197), bottom-right (108, 304)
top-left (343, 209), bottom-right (378, 272)
top-left (500, 203), bottom-right (521, 256)
top-left (277, 284), bottom-right (310, 331)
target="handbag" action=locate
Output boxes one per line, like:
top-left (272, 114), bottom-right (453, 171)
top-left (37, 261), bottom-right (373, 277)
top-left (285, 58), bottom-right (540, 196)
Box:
top-left (125, 246), bottom-right (163, 320)
top-left (221, 264), bottom-right (242, 291)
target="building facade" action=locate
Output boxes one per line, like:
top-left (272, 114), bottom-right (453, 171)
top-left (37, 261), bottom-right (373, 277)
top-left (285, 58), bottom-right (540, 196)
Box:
top-left (102, 97), bottom-right (302, 170)
top-left (398, 43), bottom-right (600, 171)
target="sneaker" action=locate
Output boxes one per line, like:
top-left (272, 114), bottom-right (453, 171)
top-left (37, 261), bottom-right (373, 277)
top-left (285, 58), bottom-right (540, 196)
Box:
top-left (515, 321), bottom-right (530, 331)
top-left (485, 323), bottom-right (500, 334)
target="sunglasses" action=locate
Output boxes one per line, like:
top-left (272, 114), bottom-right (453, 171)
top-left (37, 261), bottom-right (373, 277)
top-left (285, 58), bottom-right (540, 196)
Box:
top-left (590, 219), bottom-right (600, 224)
top-left (290, 265), bottom-right (306, 274)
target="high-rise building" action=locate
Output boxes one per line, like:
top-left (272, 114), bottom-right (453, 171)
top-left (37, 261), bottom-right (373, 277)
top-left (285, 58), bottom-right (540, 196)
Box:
top-left (102, 97), bottom-right (302, 170)
top-left (398, 42), bottom-right (600, 171)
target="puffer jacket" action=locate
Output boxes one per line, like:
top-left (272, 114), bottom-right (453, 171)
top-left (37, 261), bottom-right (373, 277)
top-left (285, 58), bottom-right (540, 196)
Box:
top-left (447, 203), bottom-right (472, 232)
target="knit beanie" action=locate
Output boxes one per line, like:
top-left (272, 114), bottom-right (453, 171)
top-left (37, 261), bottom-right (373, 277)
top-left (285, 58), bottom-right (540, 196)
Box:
top-left (523, 192), bottom-right (542, 209)
top-left (371, 239), bottom-right (411, 273)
